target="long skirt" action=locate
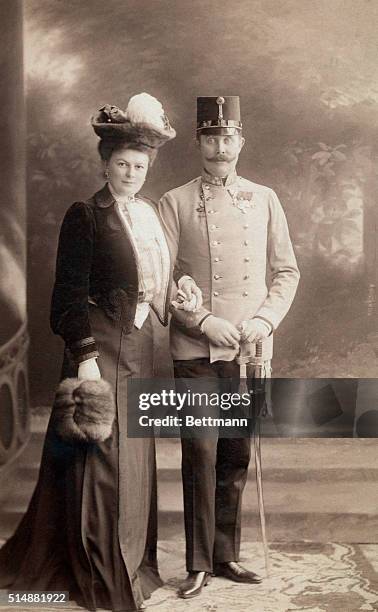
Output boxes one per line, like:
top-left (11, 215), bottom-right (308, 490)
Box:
top-left (0, 306), bottom-right (163, 611)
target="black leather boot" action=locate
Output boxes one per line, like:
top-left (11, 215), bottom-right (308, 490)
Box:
top-left (178, 571), bottom-right (212, 599)
top-left (214, 561), bottom-right (262, 584)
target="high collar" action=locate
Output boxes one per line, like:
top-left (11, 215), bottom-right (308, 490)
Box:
top-left (94, 183), bottom-right (116, 208)
top-left (108, 183), bottom-right (137, 205)
top-left (94, 183), bottom-right (139, 208)
top-left (201, 168), bottom-right (238, 187)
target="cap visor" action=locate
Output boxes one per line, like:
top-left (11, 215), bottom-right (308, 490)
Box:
top-left (197, 126), bottom-right (242, 135)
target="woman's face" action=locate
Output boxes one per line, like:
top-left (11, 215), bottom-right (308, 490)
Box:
top-left (106, 147), bottom-right (149, 197)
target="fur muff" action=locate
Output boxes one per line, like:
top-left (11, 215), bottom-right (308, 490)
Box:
top-left (52, 378), bottom-right (115, 443)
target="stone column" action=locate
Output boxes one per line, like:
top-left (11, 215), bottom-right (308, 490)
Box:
top-left (0, 0), bottom-right (29, 466)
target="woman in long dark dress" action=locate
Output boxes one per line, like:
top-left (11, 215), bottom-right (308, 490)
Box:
top-left (0, 93), bottom-right (199, 611)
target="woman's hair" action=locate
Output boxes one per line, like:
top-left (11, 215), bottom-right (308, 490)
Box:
top-left (98, 138), bottom-right (157, 165)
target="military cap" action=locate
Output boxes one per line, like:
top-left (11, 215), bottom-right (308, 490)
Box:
top-left (197, 96), bottom-right (242, 135)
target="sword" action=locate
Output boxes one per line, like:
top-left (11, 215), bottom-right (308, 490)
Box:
top-left (237, 340), bottom-right (270, 577)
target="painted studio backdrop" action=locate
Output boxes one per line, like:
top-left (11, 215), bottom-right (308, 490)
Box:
top-left (23, 0), bottom-right (378, 405)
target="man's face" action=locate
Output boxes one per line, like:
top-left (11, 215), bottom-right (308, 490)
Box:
top-left (198, 133), bottom-right (245, 177)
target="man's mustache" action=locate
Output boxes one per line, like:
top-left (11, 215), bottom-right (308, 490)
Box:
top-left (206, 154), bottom-right (236, 163)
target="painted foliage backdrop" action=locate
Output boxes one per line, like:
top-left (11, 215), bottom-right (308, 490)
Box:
top-left (25, 0), bottom-right (378, 404)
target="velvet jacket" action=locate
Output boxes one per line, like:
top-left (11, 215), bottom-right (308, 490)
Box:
top-left (50, 184), bottom-right (172, 363)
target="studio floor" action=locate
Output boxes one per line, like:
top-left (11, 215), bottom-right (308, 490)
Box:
top-left (0, 540), bottom-right (377, 612)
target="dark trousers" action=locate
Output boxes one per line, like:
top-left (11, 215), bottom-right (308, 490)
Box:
top-left (174, 358), bottom-right (251, 573)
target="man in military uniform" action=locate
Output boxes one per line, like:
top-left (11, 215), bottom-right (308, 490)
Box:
top-left (159, 96), bottom-right (300, 599)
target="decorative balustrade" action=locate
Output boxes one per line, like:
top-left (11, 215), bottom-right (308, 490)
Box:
top-left (0, 323), bottom-right (30, 465)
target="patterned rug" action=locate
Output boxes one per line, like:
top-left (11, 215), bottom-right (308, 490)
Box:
top-left (0, 541), bottom-right (376, 611)
top-left (149, 541), bottom-right (378, 612)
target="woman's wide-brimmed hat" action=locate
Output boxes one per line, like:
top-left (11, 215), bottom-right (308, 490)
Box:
top-left (91, 92), bottom-right (176, 148)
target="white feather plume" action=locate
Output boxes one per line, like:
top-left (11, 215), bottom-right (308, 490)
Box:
top-left (125, 93), bottom-right (165, 129)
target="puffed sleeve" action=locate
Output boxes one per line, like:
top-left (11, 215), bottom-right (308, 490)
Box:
top-left (158, 191), bottom-right (181, 280)
top-left (50, 201), bottom-right (99, 363)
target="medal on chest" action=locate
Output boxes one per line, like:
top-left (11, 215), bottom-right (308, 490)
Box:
top-left (228, 188), bottom-right (255, 214)
top-left (198, 181), bottom-right (255, 217)
top-left (196, 184), bottom-right (214, 216)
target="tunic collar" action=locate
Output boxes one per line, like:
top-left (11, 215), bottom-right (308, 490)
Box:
top-left (201, 169), bottom-right (238, 187)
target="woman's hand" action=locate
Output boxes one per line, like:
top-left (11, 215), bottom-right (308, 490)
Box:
top-left (78, 358), bottom-right (101, 381)
top-left (172, 277), bottom-right (203, 312)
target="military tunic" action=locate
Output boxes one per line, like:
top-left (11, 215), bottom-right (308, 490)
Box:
top-left (159, 170), bottom-right (299, 360)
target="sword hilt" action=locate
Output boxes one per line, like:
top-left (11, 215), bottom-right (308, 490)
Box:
top-left (236, 340), bottom-right (264, 364)
top-left (256, 340), bottom-right (263, 358)
top-left (237, 340), bottom-right (264, 379)
top-left (255, 341), bottom-right (263, 380)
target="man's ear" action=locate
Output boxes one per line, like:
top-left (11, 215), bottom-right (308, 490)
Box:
top-left (239, 136), bottom-right (246, 150)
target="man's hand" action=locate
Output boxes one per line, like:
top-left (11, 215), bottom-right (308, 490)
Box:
top-left (78, 358), bottom-right (101, 381)
top-left (172, 278), bottom-right (203, 312)
top-left (239, 319), bottom-right (271, 344)
top-left (202, 316), bottom-right (240, 348)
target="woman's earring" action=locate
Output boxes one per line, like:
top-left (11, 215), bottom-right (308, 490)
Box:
top-left (104, 168), bottom-right (110, 180)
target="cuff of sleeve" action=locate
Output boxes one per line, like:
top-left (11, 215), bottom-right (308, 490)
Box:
top-left (67, 336), bottom-right (100, 364)
top-left (170, 305), bottom-right (211, 329)
top-left (78, 355), bottom-right (98, 365)
top-left (252, 316), bottom-right (274, 336)
top-left (199, 313), bottom-right (213, 333)
top-left (254, 306), bottom-right (280, 331)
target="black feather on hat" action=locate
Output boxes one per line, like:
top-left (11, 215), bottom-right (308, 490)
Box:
top-left (91, 93), bottom-right (176, 148)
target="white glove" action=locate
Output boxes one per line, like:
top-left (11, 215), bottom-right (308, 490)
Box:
top-left (78, 358), bottom-right (101, 381)
top-left (202, 315), bottom-right (240, 348)
top-left (239, 319), bottom-right (272, 344)
top-left (171, 276), bottom-right (203, 312)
